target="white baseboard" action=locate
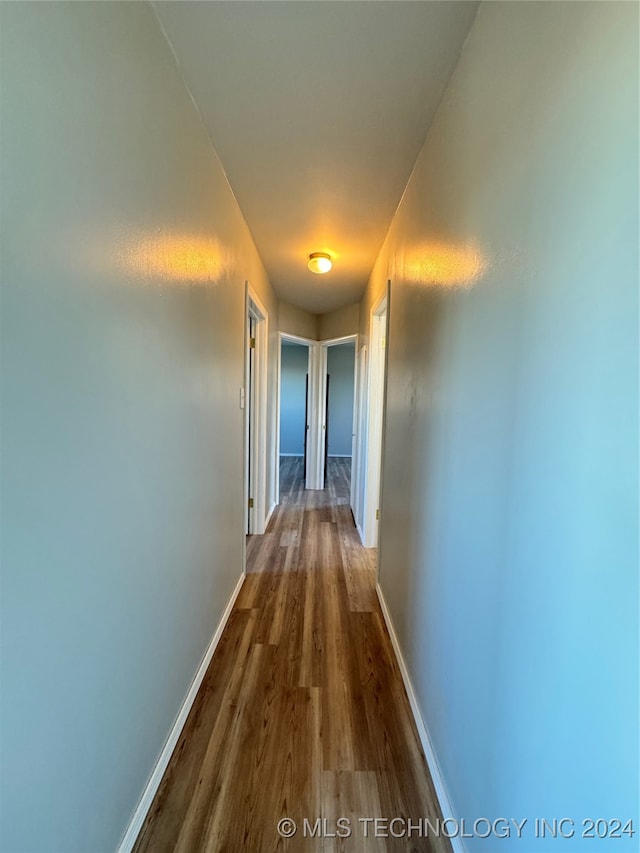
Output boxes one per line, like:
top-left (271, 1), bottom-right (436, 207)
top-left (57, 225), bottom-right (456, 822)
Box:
top-left (116, 572), bottom-right (246, 853)
top-left (375, 584), bottom-right (466, 853)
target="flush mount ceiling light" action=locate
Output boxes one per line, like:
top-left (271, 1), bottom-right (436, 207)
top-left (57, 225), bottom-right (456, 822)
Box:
top-left (307, 252), bottom-right (332, 274)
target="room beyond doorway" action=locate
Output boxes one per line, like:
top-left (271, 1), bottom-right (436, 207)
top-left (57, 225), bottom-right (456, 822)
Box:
top-left (323, 340), bottom-right (356, 491)
top-left (279, 456), bottom-right (351, 507)
top-left (277, 333), bottom-right (357, 502)
top-left (278, 336), bottom-right (312, 499)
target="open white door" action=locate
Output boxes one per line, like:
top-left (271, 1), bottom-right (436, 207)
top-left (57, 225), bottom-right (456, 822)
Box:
top-left (351, 344), bottom-right (368, 537)
top-left (306, 342), bottom-right (326, 490)
top-left (362, 291), bottom-right (389, 548)
top-left (244, 283), bottom-right (269, 535)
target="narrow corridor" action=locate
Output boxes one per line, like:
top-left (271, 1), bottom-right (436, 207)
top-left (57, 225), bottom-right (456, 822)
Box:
top-left (2, 4), bottom-right (637, 850)
top-left (134, 459), bottom-right (448, 852)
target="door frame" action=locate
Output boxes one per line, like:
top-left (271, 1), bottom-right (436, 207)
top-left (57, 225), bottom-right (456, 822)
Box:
top-left (351, 343), bottom-right (368, 538)
top-left (362, 286), bottom-right (390, 549)
top-left (318, 334), bottom-right (358, 489)
top-left (276, 332), bottom-right (317, 496)
top-left (244, 282), bottom-right (269, 536)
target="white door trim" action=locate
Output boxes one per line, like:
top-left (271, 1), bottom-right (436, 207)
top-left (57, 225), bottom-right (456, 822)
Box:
top-left (277, 332), bottom-right (361, 495)
top-left (352, 344), bottom-right (368, 537)
top-left (321, 334), bottom-right (358, 347)
top-left (362, 286), bottom-right (390, 549)
top-left (245, 282), bottom-right (269, 536)
top-left (306, 341), bottom-right (325, 490)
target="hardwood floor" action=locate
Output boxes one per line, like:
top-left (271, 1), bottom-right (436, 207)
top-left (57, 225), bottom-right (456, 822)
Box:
top-left (133, 457), bottom-right (450, 853)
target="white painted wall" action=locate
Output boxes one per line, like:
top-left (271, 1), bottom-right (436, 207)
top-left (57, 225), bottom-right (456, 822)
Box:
top-left (363, 2), bottom-right (638, 848)
top-left (0, 3), bottom-right (278, 851)
top-left (326, 343), bottom-right (355, 457)
top-left (319, 303), bottom-right (360, 341)
top-left (278, 300), bottom-right (319, 340)
top-left (280, 344), bottom-right (308, 455)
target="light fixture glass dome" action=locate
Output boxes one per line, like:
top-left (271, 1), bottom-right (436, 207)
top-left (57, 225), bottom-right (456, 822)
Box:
top-left (308, 252), bottom-right (332, 274)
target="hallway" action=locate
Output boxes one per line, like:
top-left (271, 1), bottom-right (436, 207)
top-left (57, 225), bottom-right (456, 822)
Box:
top-left (133, 459), bottom-right (447, 852)
top-left (2, 3), bottom-right (637, 851)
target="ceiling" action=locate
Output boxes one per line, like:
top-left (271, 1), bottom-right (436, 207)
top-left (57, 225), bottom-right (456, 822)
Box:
top-left (154, 1), bottom-right (479, 314)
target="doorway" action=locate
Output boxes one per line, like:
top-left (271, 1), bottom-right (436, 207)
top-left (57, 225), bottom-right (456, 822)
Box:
top-left (351, 343), bottom-right (368, 539)
top-left (278, 337), bottom-right (310, 500)
top-left (276, 332), bottom-right (319, 499)
top-left (244, 283), bottom-right (269, 536)
top-left (318, 338), bottom-right (357, 493)
top-left (358, 288), bottom-right (389, 549)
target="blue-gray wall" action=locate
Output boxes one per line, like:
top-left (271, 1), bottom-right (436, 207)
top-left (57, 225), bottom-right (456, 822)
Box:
top-left (327, 343), bottom-right (355, 457)
top-left (0, 4), bottom-right (277, 850)
top-left (362, 2), bottom-right (638, 849)
top-left (280, 344), bottom-right (308, 456)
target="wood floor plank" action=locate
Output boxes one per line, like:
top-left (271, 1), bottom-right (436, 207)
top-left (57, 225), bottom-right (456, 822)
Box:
top-left (321, 770), bottom-right (387, 853)
top-left (133, 458), bottom-right (450, 853)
